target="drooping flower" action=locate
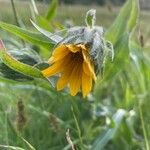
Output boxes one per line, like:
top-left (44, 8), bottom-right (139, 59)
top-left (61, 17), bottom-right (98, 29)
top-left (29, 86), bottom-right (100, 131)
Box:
top-left (42, 44), bottom-right (96, 97)
top-left (40, 9), bottom-right (114, 97)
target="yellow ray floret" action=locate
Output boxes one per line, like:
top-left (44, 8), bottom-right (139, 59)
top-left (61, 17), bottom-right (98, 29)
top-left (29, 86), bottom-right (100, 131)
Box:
top-left (42, 44), bottom-right (96, 97)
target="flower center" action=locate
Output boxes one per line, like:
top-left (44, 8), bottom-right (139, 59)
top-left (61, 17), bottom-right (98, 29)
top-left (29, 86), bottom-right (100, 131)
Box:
top-left (71, 51), bottom-right (83, 63)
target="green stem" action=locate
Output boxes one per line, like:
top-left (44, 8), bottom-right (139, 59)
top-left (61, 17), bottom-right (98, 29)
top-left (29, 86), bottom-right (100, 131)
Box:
top-left (10, 0), bottom-right (19, 26)
top-left (139, 104), bottom-right (150, 150)
top-left (10, 0), bottom-right (25, 46)
top-left (71, 105), bottom-right (84, 148)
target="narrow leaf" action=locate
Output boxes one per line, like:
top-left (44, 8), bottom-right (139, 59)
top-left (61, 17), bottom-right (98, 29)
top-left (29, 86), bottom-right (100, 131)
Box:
top-left (31, 20), bottom-right (62, 43)
top-left (0, 21), bottom-right (54, 49)
top-left (36, 15), bottom-right (53, 31)
top-left (92, 109), bottom-right (126, 150)
top-left (105, 0), bottom-right (132, 45)
top-left (46, 0), bottom-right (58, 21)
top-left (127, 0), bottom-right (139, 32)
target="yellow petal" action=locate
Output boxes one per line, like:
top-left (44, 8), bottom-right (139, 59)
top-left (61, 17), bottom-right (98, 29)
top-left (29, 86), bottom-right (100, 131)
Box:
top-left (69, 62), bottom-right (82, 96)
top-left (83, 60), bottom-right (96, 81)
top-left (82, 71), bottom-right (92, 97)
top-left (42, 54), bottom-right (71, 77)
top-left (57, 57), bottom-right (76, 90)
top-left (49, 44), bottom-right (69, 63)
top-left (66, 44), bottom-right (80, 53)
top-left (82, 49), bottom-right (88, 61)
top-left (82, 49), bottom-right (96, 80)
top-left (42, 62), bottom-right (62, 77)
top-left (57, 73), bottom-right (68, 91)
top-left (57, 64), bottom-right (73, 90)
top-left (52, 44), bottom-right (67, 56)
top-left (48, 56), bottom-right (54, 64)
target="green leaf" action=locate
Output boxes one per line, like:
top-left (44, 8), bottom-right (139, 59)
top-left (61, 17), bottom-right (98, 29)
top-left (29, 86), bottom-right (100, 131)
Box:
top-left (46, 0), bottom-right (58, 21)
top-left (105, 0), bottom-right (132, 45)
top-left (31, 20), bottom-right (62, 43)
top-left (94, 34), bottom-right (129, 95)
top-left (0, 21), bottom-right (54, 49)
top-left (36, 15), bottom-right (53, 31)
top-left (105, 0), bottom-right (139, 44)
top-left (127, 0), bottom-right (139, 32)
top-left (85, 9), bottom-right (96, 28)
top-left (104, 33), bottom-right (129, 81)
top-left (0, 48), bottom-right (41, 81)
top-left (99, 0), bottom-right (139, 83)
top-left (92, 109), bottom-right (126, 150)
top-left (0, 41), bottom-right (43, 78)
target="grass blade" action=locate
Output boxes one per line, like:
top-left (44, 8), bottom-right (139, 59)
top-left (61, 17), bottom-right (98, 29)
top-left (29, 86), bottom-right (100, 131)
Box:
top-left (92, 109), bottom-right (126, 150)
top-left (0, 145), bottom-right (25, 150)
top-left (46, 0), bottom-right (58, 21)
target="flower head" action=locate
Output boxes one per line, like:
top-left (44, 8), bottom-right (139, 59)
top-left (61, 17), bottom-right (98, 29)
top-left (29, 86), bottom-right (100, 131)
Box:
top-left (42, 44), bottom-right (96, 97)
top-left (41, 9), bottom-right (114, 97)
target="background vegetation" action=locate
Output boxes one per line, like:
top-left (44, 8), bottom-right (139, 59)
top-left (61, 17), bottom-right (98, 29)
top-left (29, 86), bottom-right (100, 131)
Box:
top-left (21, 0), bottom-right (126, 5)
top-left (0, 0), bottom-right (150, 150)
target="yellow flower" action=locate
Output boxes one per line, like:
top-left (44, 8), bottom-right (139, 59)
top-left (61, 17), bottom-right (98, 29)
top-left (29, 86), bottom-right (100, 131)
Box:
top-left (42, 44), bottom-right (96, 97)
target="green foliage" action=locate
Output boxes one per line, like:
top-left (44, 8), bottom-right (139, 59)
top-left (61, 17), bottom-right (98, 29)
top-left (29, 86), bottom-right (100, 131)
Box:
top-left (46, 0), bottom-right (58, 21)
top-left (105, 0), bottom-right (131, 45)
top-left (0, 22), bottom-right (54, 49)
top-left (0, 42), bottom-right (43, 79)
top-left (101, 0), bottom-right (139, 82)
top-left (92, 109), bottom-right (126, 150)
top-left (127, 0), bottom-right (139, 32)
top-left (36, 15), bottom-right (53, 31)
top-left (44, 0), bottom-right (124, 5)
top-left (103, 33), bottom-right (129, 81)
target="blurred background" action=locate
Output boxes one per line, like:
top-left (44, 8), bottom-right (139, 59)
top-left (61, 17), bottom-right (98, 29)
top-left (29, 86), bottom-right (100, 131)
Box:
top-left (0, 0), bottom-right (149, 28)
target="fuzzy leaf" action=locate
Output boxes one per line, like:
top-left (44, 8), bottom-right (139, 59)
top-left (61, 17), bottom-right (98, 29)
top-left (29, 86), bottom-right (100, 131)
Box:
top-left (85, 9), bottom-right (96, 28)
top-left (0, 41), bottom-right (43, 78)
